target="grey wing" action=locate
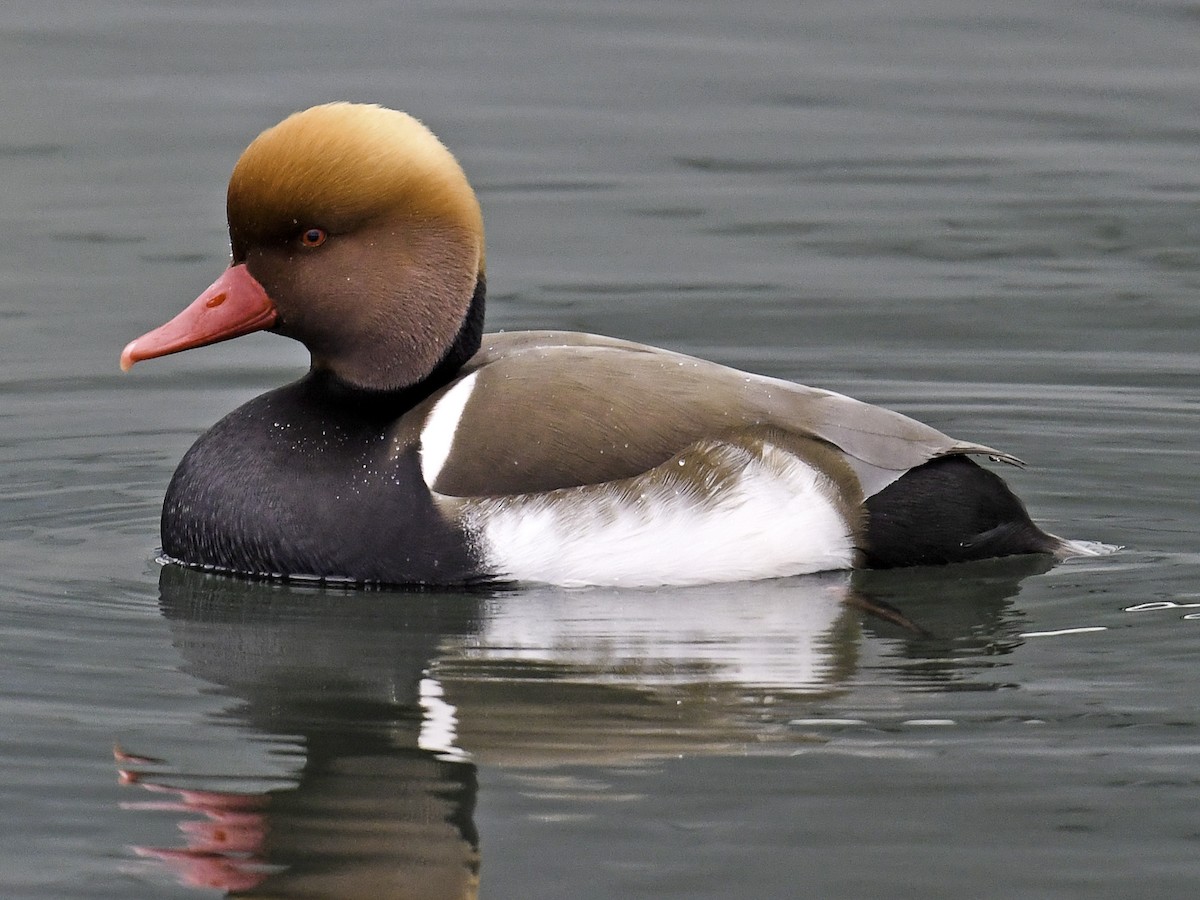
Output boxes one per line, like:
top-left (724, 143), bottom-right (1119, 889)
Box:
top-left (429, 331), bottom-right (1019, 499)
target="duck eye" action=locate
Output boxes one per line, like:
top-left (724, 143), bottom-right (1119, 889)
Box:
top-left (299, 227), bottom-right (327, 248)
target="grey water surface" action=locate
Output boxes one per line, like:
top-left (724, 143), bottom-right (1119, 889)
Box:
top-left (2, 1), bottom-right (1198, 897)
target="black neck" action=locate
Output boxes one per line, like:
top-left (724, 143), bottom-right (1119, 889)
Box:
top-left (305, 273), bottom-right (486, 418)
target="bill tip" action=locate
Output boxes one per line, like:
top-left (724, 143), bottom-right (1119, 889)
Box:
top-left (119, 340), bottom-right (138, 372)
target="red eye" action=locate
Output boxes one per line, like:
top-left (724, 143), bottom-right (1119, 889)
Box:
top-left (300, 227), bottom-right (327, 247)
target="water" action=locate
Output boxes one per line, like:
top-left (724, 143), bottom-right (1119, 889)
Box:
top-left (2, 0), bottom-right (1198, 896)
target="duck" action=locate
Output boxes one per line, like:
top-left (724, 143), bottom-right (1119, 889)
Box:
top-left (121, 102), bottom-right (1099, 588)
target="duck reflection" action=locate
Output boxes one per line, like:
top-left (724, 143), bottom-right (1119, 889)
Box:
top-left (854, 555), bottom-right (1055, 687)
top-left (123, 567), bottom-right (483, 897)
top-left (119, 558), bottom-right (1048, 895)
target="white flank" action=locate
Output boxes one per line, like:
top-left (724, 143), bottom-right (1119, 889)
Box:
top-left (464, 439), bottom-right (856, 588)
top-left (419, 372), bottom-right (477, 488)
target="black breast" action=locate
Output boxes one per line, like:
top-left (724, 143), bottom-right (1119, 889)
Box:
top-left (161, 375), bottom-right (482, 584)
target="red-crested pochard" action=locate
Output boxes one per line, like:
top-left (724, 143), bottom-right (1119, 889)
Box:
top-left (122, 102), bottom-right (1103, 587)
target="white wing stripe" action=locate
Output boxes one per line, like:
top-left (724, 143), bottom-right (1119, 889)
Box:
top-left (419, 372), bottom-right (477, 488)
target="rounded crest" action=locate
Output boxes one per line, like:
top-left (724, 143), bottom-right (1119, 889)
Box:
top-left (227, 102), bottom-right (484, 267)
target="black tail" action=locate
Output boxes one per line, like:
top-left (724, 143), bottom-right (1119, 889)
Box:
top-left (862, 456), bottom-right (1061, 569)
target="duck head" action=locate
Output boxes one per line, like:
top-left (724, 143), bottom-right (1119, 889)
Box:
top-left (121, 103), bottom-right (486, 392)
